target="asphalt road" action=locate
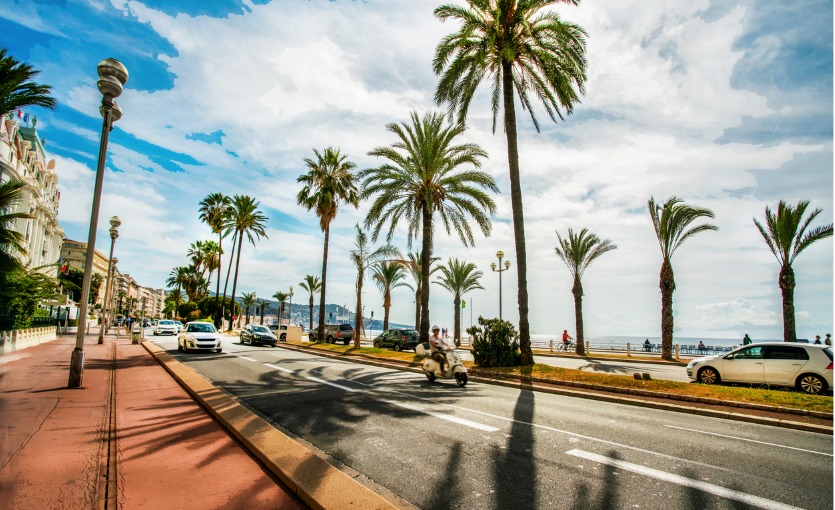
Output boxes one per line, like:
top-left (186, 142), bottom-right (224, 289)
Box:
top-left (151, 335), bottom-right (833, 510)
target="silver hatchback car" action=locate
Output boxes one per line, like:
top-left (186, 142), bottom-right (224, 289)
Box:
top-left (687, 342), bottom-right (833, 394)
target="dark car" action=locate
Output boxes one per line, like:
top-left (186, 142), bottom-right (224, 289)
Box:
top-left (268, 324), bottom-right (288, 341)
top-left (373, 328), bottom-right (420, 351)
top-left (240, 324), bottom-right (277, 347)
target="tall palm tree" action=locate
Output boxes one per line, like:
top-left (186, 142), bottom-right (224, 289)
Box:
top-left (0, 48), bottom-right (57, 116)
top-left (361, 111), bottom-right (497, 344)
top-left (372, 261), bottom-right (413, 332)
top-left (0, 179), bottom-right (32, 271)
top-left (297, 147), bottom-right (360, 341)
top-left (241, 291), bottom-right (257, 325)
top-left (257, 298), bottom-right (268, 325)
top-left (181, 264), bottom-right (207, 301)
top-left (273, 291), bottom-right (289, 324)
top-left (349, 224), bottom-right (400, 346)
top-left (166, 266), bottom-right (188, 315)
top-left (187, 240), bottom-right (207, 277)
top-left (199, 193), bottom-right (232, 326)
top-left (649, 196), bottom-right (718, 360)
top-left (434, 0), bottom-right (588, 365)
top-left (554, 228), bottom-right (617, 356)
top-left (201, 240), bottom-right (221, 290)
top-left (299, 275), bottom-right (322, 331)
top-left (225, 195), bottom-right (268, 331)
top-left (754, 200), bottom-right (833, 342)
top-left (434, 258), bottom-right (484, 346)
top-left (404, 251), bottom-right (441, 329)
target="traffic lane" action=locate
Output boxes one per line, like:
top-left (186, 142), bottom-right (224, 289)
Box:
top-left (167, 342), bottom-right (831, 508)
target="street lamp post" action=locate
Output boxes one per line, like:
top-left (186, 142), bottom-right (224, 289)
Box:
top-left (69, 58), bottom-right (128, 388)
top-left (490, 250), bottom-right (511, 321)
top-left (98, 216), bottom-right (120, 344)
top-left (289, 286), bottom-right (294, 325)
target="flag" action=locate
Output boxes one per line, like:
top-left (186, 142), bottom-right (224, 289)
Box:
top-left (17, 109), bottom-right (23, 119)
top-left (461, 300), bottom-right (466, 308)
top-left (59, 258), bottom-right (69, 275)
top-left (23, 113), bottom-right (29, 124)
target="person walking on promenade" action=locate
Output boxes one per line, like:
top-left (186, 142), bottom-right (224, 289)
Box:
top-left (814, 335), bottom-right (822, 344)
top-left (697, 340), bottom-right (706, 354)
top-left (743, 333), bottom-right (752, 345)
top-left (826, 334), bottom-right (831, 346)
top-left (643, 338), bottom-right (651, 352)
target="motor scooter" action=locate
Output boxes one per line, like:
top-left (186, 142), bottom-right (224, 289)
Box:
top-left (415, 342), bottom-right (468, 387)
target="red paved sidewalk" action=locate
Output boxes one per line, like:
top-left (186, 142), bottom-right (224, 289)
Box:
top-left (0, 329), bottom-right (306, 509)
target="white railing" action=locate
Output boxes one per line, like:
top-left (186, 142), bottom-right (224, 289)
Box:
top-left (0, 326), bottom-right (57, 354)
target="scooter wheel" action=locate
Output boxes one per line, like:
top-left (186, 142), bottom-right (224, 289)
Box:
top-left (455, 373), bottom-right (468, 387)
top-left (425, 373), bottom-right (436, 382)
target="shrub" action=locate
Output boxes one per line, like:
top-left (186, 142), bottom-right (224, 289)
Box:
top-left (468, 316), bottom-right (521, 367)
top-left (67, 319), bottom-right (78, 327)
top-left (178, 302), bottom-right (199, 318)
top-left (187, 310), bottom-right (203, 322)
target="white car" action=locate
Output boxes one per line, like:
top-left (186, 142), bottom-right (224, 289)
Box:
top-left (154, 320), bottom-right (178, 336)
top-left (174, 321), bottom-right (184, 333)
top-left (687, 342), bottom-right (833, 394)
top-left (178, 322), bottom-right (223, 353)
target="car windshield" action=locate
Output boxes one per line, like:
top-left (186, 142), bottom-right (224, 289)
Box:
top-left (159, 320), bottom-right (175, 325)
top-left (187, 323), bottom-right (216, 333)
top-left (252, 326), bottom-right (270, 333)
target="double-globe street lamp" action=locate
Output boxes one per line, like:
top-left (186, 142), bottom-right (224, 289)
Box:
top-left (490, 250), bottom-right (511, 321)
top-left (288, 286), bottom-right (294, 325)
top-left (98, 216), bottom-right (121, 344)
top-left (69, 58), bottom-right (128, 388)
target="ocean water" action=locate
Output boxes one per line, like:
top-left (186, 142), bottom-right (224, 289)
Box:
top-left (530, 334), bottom-right (782, 350)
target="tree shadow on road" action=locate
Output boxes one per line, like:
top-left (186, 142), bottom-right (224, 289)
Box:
top-left (493, 387), bottom-right (538, 508)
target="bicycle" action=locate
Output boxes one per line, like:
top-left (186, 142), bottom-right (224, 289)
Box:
top-left (558, 340), bottom-right (575, 352)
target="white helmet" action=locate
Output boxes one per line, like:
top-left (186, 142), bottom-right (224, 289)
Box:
top-left (432, 325), bottom-right (440, 331)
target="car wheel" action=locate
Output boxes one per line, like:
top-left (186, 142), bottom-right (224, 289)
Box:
top-left (177, 342), bottom-right (183, 352)
top-left (373, 341), bottom-right (379, 348)
top-left (698, 367), bottom-right (720, 385)
top-left (280, 333), bottom-right (286, 341)
top-left (326, 336), bottom-right (334, 344)
top-left (425, 373), bottom-right (436, 382)
top-left (216, 349), bottom-right (222, 353)
top-left (344, 340), bottom-right (350, 345)
top-left (395, 343), bottom-right (402, 352)
top-left (797, 373), bottom-right (825, 395)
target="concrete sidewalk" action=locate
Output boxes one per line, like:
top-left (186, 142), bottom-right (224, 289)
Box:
top-left (0, 329), bottom-right (305, 509)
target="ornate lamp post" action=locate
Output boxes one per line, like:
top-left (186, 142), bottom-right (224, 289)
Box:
top-left (288, 286), bottom-right (294, 325)
top-left (490, 250), bottom-right (511, 321)
top-left (69, 58), bottom-right (128, 388)
top-left (98, 216), bottom-right (120, 344)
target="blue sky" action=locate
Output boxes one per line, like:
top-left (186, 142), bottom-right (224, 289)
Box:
top-left (2, 0), bottom-right (832, 339)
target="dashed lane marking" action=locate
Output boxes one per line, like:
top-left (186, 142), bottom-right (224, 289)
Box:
top-left (664, 425), bottom-right (832, 457)
top-left (265, 363), bottom-right (294, 373)
top-left (305, 376), bottom-right (361, 392)
top-left (384, 400), bottom-right (500, 432)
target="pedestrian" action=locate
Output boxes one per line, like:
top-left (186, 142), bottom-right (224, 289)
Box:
top-left (814, 335), bottom-right (822, 345)
top-left (826, 334), bottom-right (831, 346)
top-left (697, 340), bottom-right (706, 353)
top-left (643, 338), bottom-right (651, 352)
top-left (743, 333), bottom-right (752, 346)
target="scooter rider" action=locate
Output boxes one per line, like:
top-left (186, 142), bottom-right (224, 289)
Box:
top-left (429, 325), bottom-right (449, 374)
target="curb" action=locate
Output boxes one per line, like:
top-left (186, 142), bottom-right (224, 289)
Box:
top-left (142, 341), bottom-right (397, 510)
top-left (277, 343), bottom-right (832, 435)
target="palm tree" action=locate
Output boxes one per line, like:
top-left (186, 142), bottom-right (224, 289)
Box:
top-left (225, 195), bottom-right (268, 331)
top-left (297, 147), bottom-right (360, 341)
top-left (649, 196), bottom-right (718, 360)
top-left (554, 228), bottom-right (617, 356)
top-left (0, 48), bottom-right (57, 116)
top-left (166, 266), bottom-right (188, 315)
top-left (199, 193), bottom-right (232, 326)
top-left (361, 111), bottom-right (497, 344)
top-left (241, 291), bottom-right (257, 325)
top-left (181, 264), bottom-right (207, 301)
top-left (349, 224), bottom-right (400, 346)
top-left (434, 0), bottom-right (588, 365)
top-left (257, 298), bottom-right (268, 325)
top-left (299, 275), bottom-right (322, 331)
top-left (273, 291), bottom-right (289, 324)
top-left (202, 240), bottom-right (221, 290)
top-left (187, 240), bottom-right (207, 277)
top-left (0, 179), bottom-right (32, 271)
top-left (434, 258), bottom-right (484, 346)
top-left (404, 251), bottom-right (441, 329)
top-left (372, 261), bottom-right (413, 332)
top-left (754, 200), bottom-right (833, 342)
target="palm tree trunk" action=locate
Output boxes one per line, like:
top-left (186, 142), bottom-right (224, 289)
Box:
top-left (222, 232), bottom-right (238, 324)
top-left (572, 275), bottom-right (585, 356)
top-left (245, 306), bottom-right (250, 325)
top-left (308, 295), bottom-right (314, 331)
top-left (415, 286), bottom-right (421, 330)
top-left (660, 258), bottom-right (675, 360)
top-left (354, 270), bottom-right (363, 348)
top-left (175, 284), bottom-right (181, 319)
top-left (779, 264), bottom-right (797, 342)
top-left (453, 295), bottom-right (461, 347)
top-left (318, 225), bottom-right (330, 341)
top-left (502, 60), bottom-right (532, 366)
top-left (383, 287), bottom-right (391, 331)
top-left (213, 233), bottom-right (223, 326)
top-left (228, 230), bottom-right (244, 332)
top-left (419, 206), bottom-right (432, 343)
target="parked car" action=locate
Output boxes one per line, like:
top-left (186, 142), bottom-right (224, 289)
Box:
top-left (174, 321), bottom-right (184, 333)
top-left (178, 322), bottom-right (223, 353)
top-left (268, 324), bottom-right (288, 341)
top-left (373, 328), bottom-right (420, 351)
top-left (240, 324), bottom-right (277, 347)
top-left (307, 324), bottom-right (353, 344)
top-left (687, 343), bottom-right (833, 394)
top-left (154, 320), bottom-right (178, 336)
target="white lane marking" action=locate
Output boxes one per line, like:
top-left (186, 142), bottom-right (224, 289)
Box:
top-left (384, 400), bottom-right (500, 432)
top-left (566, 449), bottom-right (805, 510)
top-left (305, 376), bottom-right (361, 392)
top-left (265, 363), bottom-right (294, 374)
top-left (236, 355), bottom-right (258, 362)
top-left (665, 425), bottom-right (833, 457)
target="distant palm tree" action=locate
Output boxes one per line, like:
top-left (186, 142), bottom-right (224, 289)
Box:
top-left (404, 251), bottom-right (440, 329)
top-left (187, 240), bottom-right (207, 277)
top-left (299, 275), bottom-right (322, 331)
top-left (754, 200), bottom-right (833, 342)
top-left (554, 228), bottom-right (617, 356)
top-left (202, 240), bottom-right (221, 291)
top-left (361, 111), bottom-right (497, 344)
top-left (434, 0), bottom-right (588, 366)
top-left (434, 258), bottom-right (484, 346)
top-left (225, 195), bottom-right (268, 331)
top-left (199, 193), bottom-right (232, 326)
top-left (181, 264), bottom-right (207, 301)
top-left (349, 224), bottom-right (400, 346)
top-left (241, 291), bottom-right (257, 325)
top-left (273, 291), bottom-right (289, 324)
top-left (373, 261), bottom-right (413, 332)
top-left (0, 47), bottom-right (57, 116)
top-left (166, 266), bottom-right (188, 315)
top-left (297, 147), bottom-right (360, 341)
top-left (0, 179), bottom-right (32, 271)
top-left (257, 298), bottom-right (268, 325)
top-left (649, 196), bottom-right (718, 360)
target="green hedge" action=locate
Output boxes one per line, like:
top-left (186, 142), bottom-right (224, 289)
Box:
top-left (468, 316), bottom-right (521, 368)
